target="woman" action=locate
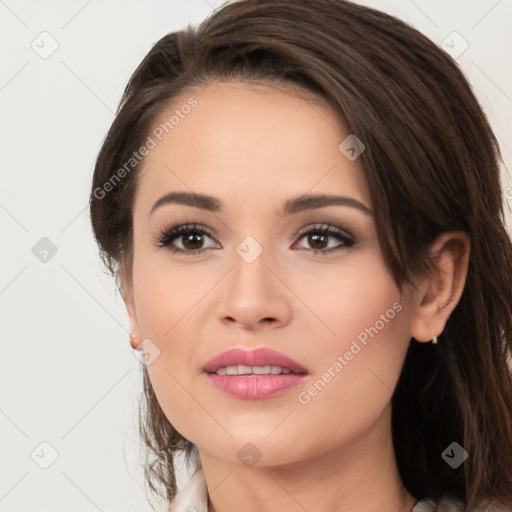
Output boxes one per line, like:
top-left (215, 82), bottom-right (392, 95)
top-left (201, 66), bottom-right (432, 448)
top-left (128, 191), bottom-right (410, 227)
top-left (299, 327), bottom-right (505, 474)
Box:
top-left (89, 1), bottom-right (512, 511)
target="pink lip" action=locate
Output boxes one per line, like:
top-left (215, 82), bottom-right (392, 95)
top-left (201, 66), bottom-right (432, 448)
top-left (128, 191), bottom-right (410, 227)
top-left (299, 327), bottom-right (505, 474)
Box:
top-left (202, 348), bottom-right (309, 400)
top-left (202, 347), bottom-right (308, 374)
top-left (205, 373), bottom-right (308, 399)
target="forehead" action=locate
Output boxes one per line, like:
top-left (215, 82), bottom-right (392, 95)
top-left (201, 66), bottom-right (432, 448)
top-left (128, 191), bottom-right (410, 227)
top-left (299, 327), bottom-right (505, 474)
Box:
top-left (134, 81), bottom-right (371, 217)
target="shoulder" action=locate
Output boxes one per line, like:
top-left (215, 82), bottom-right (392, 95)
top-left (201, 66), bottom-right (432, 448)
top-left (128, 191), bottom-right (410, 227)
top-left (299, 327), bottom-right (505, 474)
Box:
top-left (414, 495), bottom-right (512, 512)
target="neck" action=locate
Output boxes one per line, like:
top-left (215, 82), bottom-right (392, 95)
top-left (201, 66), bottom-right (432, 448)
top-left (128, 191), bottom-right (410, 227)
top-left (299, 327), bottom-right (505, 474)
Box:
top-left (200, 405), bottom-right (416, 512)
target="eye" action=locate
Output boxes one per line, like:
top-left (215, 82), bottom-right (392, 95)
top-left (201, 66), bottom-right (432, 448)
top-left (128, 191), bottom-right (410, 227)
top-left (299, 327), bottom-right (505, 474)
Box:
top-left (155, 222), bottom-right (356, 256)
top-left (155, 223), bottom-right (219, 254)
top-left (292, 223), bottom-right (355, 255)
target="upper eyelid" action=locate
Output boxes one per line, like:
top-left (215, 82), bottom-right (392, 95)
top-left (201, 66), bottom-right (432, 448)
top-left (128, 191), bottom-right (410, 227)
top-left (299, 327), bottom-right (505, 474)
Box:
top-left (161, 222), bottom-right (353, 238)
top-left (157, 222), bottom-right (355, 250)
top-left (295, 223), bottom-right (354, 239)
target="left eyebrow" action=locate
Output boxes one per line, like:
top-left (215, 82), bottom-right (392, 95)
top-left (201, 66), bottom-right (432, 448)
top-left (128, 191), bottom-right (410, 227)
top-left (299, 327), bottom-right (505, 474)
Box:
top-left (280, 193), bottom-right (372, 217)
top-left (149, 191), bottom-right (372, 217)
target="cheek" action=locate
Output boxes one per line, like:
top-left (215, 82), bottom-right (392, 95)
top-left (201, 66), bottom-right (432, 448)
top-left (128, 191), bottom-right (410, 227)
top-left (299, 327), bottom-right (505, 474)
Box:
top-left (292, 256), bottom-right (409, 438)
top-left (131, 252), bottom-right (214, 438)
top-left (132, 248), bottom-right (208, 344)
top-left (299, 251), bottom-right (405, 356)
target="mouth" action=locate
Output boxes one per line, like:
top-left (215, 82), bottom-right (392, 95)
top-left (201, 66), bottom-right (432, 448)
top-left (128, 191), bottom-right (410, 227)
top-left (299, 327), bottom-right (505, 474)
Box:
top-left (207, 364), bottom-right (307, 376)
top-left (202, 347), bottom-right (309, 399)
top-left (202, 347), bottom-right (309, 375)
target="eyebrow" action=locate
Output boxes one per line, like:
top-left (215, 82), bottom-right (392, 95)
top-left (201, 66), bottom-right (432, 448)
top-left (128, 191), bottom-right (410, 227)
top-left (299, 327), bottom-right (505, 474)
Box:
top-left (150, 191), bottom-right (372, 217)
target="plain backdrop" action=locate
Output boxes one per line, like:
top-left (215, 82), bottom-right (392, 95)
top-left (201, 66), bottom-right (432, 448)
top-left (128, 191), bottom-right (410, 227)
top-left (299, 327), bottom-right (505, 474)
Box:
top-left (1, 1), bottom-right (511, 511)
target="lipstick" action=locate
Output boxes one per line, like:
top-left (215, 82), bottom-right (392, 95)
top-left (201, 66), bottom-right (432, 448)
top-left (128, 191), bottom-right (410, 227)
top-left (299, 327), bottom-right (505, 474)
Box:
top-left (203, 347), bottom-right (308, 399)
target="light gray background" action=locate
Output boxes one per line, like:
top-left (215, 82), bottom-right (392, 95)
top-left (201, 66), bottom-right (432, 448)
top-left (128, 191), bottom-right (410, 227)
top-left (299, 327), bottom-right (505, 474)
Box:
top-left (1, 1), bottom-right (511, 511)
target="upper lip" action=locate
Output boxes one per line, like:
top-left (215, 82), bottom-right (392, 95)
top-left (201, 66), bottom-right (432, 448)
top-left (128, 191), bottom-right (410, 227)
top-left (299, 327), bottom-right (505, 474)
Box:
top-left (203, 347), bottom-right (309, 374)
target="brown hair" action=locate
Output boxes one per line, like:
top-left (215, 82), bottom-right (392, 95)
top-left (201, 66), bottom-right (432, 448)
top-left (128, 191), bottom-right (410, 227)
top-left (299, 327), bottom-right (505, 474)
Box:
top-left (89, 0), bottom-right (512, 510)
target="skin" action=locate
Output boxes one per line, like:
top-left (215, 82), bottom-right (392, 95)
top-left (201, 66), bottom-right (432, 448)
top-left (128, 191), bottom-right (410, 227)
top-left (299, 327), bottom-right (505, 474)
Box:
top-left (119, 81), bottom-right (471, 512)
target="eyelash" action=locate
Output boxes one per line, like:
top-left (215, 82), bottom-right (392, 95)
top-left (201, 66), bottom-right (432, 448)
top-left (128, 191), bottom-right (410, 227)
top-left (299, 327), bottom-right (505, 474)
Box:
top-left (155, 222), bottom-right (356, 256)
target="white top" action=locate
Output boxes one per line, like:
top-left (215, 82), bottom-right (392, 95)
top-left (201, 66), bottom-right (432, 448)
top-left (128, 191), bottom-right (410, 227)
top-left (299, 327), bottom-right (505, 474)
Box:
top-left (156, 466), bottom-right (506, 512)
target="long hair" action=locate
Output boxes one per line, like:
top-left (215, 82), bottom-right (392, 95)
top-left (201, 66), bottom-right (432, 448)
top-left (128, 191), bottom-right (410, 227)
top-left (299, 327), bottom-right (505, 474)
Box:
top-left (89, 1), bottom-right (512, 510)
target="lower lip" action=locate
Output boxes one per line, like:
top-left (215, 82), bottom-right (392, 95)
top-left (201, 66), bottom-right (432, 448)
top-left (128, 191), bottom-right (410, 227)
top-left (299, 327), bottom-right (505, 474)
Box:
top-left (205, 373), bottom-right (308, 399)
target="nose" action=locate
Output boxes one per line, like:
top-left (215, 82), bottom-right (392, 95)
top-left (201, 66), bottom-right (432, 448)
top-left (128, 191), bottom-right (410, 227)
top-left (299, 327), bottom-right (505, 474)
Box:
top-left (217, 246), bottom-right (292, 331)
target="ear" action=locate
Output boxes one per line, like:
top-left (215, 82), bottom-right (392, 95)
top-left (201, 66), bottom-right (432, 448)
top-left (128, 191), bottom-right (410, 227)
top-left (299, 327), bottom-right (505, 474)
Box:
top-left (117, 261), bottom-right (143, 352)
top-left (410, 231), bottom-right (471, 343)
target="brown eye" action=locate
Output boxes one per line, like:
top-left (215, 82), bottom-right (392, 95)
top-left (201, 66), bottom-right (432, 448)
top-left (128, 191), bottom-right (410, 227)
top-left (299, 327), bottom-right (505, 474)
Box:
top-left (293, 224), bottom-right (355, 255)
top-left (156, 224), bottom-right (218, 254)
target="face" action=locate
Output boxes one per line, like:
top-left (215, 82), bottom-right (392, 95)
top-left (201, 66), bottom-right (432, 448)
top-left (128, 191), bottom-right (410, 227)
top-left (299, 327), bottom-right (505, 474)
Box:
top-left (123, 81), bottom-right (417, 467)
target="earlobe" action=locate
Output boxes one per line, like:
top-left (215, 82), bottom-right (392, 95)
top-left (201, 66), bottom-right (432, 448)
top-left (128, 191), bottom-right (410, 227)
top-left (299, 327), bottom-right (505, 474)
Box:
top-left (410, 231), bottom-right (470, 344)
top-left (130, 333), bottom-right (144, 352)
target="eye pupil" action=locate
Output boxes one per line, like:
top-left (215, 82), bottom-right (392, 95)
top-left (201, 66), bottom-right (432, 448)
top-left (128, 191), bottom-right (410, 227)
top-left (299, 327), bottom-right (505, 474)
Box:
top-left (309, 233), bottom-right (327, 250)
top-left (183, 233), bottom-right (204, 250)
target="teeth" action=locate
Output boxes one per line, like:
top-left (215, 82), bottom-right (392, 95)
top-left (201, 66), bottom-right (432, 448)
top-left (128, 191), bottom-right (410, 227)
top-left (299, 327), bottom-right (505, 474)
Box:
top-left (215, 365), bottom-right (292, 376)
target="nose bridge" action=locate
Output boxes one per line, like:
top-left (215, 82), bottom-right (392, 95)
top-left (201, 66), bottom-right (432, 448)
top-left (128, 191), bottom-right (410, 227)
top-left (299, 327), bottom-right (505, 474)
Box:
top-left (217, 234), bottom-right (291, 328)
top-left (230, 234), bottom-right (275, 300)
